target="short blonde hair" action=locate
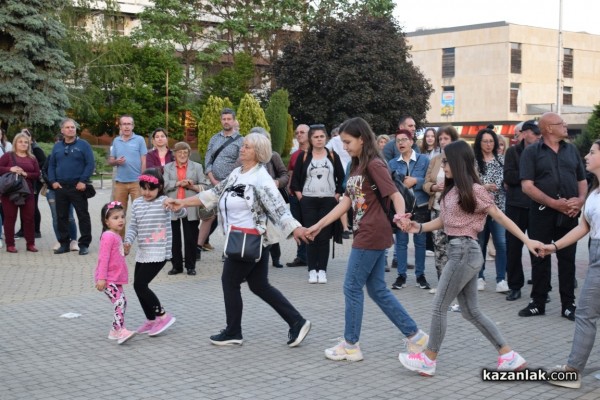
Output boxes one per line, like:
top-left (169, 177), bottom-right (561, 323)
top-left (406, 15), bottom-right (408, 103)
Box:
top-left (173, 141), bottom-right (191, 153)
top-left (244, 133), bottom-right (272, 164)
top-left (11, 132), bottom-right (34, 159)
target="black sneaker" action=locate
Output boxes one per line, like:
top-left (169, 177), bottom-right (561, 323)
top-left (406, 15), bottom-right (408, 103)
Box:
top-left (209, 330), bottom-right (243, 346)
top-left (287, 319), bottom-right (311, 347)
top-left (562, 304), bottom-right (576, 321)
top-left (286, 258), bottom-right (307, 267)
top-left (392, 275), bottom-right (407, 290)
top-left (416, 275), bottom-right (431, 290)
top-left (518, 301), bottom-right (545, 317)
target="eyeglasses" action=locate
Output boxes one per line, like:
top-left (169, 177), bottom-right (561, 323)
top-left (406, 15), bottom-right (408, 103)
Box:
top-left (396, 137), bottom-right (411, 143)
top-left (441, 158), bottom-right (448, 167)
top-left (310, 124), bottom-right (325, 129)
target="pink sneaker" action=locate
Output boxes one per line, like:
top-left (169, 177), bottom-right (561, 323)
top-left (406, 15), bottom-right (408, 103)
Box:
top-left (398, 352), bottom-right (436, 376)
top-left (108, 329), bottom-right (119, 340)
top-left (137, 319), bottom-right (156, 334)
top-left (148, 313), bottom-right (176, 336)
top-left (117, 328), bottom-right (136, 345)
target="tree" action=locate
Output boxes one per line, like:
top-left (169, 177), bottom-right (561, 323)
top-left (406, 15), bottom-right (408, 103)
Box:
top-left (273, 12), bottom-right (433, 135)
top-left (587, 102), bottom-right (600, 140)
top-left (237, 93), bottom-right (269, 135)
top-left (202, 52), bottom-right (255, 106)
top-left (196, 95), bottom-right (226, 158)
top-left (265, 89), bottom-right (290, 153)
top-left (0, 0), bottom-right (73, 128)
top-left (283, 114), bottom-right (294, 156)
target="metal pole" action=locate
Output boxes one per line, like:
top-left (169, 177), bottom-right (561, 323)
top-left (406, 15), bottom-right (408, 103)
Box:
top-left (556, 0), bottom-right (563, 114)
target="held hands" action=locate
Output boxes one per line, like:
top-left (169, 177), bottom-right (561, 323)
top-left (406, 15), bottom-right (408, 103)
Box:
top-left (292, 227), bottom-right (311, 244)
top-left (123, 243), bottom-right (131, 256)
top-left (524, 239), bottom-right (545, 258)
top-left (164, 198), bottom-right (183, 211)
top-left (304, 224), bottom-right (323, 242)
top-left (392, 213), bottom-right (413, 231)
top-left (95, 279), bottom-right (106, 291)
top-left (538, 243), bottom-right (559, 258)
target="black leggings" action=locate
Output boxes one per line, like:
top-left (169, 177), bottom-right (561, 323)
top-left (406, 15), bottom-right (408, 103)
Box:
top-left (133, 261), bottom-right (167, 320)
top-left (300, 196), bottom-right (337, 271)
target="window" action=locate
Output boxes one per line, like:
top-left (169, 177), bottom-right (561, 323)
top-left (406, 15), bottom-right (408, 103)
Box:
top-left (511, 43), bottom-right (522, 74)
top-left (563, 48), bottom-right (573, 78)
top-left (442, 48), bottom-right (455, 78)
top-left (510, 83), bottom-right (520, 113)
top-left (563, 86), bottom-right (573, 106)
top-left (103, 15), bottom-right (125, 35)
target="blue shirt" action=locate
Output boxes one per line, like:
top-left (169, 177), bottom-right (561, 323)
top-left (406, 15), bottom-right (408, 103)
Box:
top-left (48, 137), bottom-right (95, 184)
top-left (388, 151), bottom-right (430, 207)
top-left (111, 134), bottom-right (147, 183)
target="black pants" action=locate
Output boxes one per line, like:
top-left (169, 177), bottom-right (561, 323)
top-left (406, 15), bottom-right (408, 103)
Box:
top-left (171, 217), bottom-right (199, 271)
top-left (505, 205), bottom-right (529, 290)
top-left (55, 184), bottom-right (91, 247)
top-left (222, 246), bottom-right (302, 336)
top-left (134, 261), bottom-right (167, 320)
top-left (528, 205), bottom-right (577, 309)
top-left (289, 195), bottom-right (307, 262)
top-left (300, 196), bottom-right (337, 271)
top-left (269, 243), bottom-right (281, 263)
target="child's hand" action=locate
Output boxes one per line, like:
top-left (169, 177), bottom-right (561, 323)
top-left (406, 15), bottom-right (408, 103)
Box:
top-left (95, 280), bottom-right (106, 291)
top-left (123, 242), bottom-right (131, 255)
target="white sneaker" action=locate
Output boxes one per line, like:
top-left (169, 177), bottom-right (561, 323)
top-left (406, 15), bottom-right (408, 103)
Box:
top-left (495, 280), bottom-right (509, 293)
top-left (0, 239), bottom-right (3, 249)
top-left (399, 352), bottom-right (436, 376)
top-left (317, 270), bottom-right (327, 284)
top-left (547, 365), bottom-right (581, 389)
top-left (497, 351), bottom-right (526, 371)
top-left (477, 278), bottom-right (486, 291)
top-left (426, 250), bottom-right (434, 257)
top-left (429, 288), bottom-right (437, 294)
top-left (52, 242), bottom-right (61, 251)
top-left (325, 339), bottom-right (364, 361)
top-left (70, 240), bottom-right (80, 252)
top-left (308, 270), bottom-right (318, 284)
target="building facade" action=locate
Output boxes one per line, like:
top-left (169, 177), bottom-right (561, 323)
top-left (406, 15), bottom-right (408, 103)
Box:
top-left (406, 22), bottom-right (600, 137)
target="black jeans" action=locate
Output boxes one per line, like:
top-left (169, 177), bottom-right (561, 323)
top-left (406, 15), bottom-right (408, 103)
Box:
top-left (55, 183), bottom-right (91, 247)
top-left (505, 205), bottom-right (529, 290)
top-left (222, 246), bottom-right (302, 336)
top-left (134, 260), bottom-right (167, 320)
top-left (289, 195), bottom-right (306, 262)
top-left (528, 205), bottom-right (577, 309)
top-left (269, 243), bottom-right (281, 263)
top-left (300, 196), bottom-right (337, 271)
top-left (171, 217), bottom-right (199, 271)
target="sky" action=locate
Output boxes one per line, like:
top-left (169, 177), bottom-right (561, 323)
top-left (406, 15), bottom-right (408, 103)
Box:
top-left (394, 0), bottom-right (600, 35)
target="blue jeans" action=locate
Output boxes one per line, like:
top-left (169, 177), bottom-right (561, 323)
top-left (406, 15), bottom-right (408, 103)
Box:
top-left (344, 248), bottom-right (418, 344)
top-left (395, 230), bottom-right (426, 278)
top-left (567, 239), bottom-right (600, 371)
top-left (428, 237), bottom-right (507, 353)
top-left (46, 189), bottom-right (77, 241)
top-left (477, 216), bottom-right (507, 283)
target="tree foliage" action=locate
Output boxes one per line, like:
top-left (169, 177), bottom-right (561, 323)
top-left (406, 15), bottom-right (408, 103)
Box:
top-left (273, 12), bottom-right (432, 135)
top-left (196, 95), bottom-right (227, 158)
top-left (237, 94), bottom-right (269, 135)
top-left (587, 102), bottom-right (600, 140)
top-left (283, 113), bottom-right (294, 156)
top-left (202, 52), bottom-right (255, 107)
top-left (265, 89), bottom-right (290, 154)
top-left (0, 0), bottom-right (73, 127)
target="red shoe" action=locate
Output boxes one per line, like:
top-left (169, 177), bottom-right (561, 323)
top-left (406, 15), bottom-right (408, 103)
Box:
top-left (27, 245), bottom-right (39, 252)
top-left (7, 246), bottom-right (18, 253)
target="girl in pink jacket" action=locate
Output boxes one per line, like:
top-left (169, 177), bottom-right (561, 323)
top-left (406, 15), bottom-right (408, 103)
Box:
top-left (95, 201), bottom-right (135, 345)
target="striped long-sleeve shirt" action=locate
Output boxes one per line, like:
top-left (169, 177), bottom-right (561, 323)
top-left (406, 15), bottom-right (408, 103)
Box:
top-left (124, 195), bottom-right (186, 263)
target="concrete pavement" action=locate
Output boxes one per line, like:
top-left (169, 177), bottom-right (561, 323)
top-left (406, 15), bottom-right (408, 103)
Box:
top-left (1, 183), bottom-right (599, 399)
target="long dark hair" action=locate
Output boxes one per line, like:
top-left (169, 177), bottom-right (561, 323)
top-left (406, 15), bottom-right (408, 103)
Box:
top-left (338, 117), bottom-right (384, 175)
top-left (589, 140), bottom-right (600, 195)
top-left (441, 141), bottom-right (481, 213)
top-left (473, 128), bottom-right (499, 176)
top-left (420, 127), bottom-right (437, 153)
top-left (307, 124), bottom-right (328, 153)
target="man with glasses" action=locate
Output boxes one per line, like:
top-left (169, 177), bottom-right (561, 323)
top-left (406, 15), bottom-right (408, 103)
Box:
top-left (108, 115), bottom-right (147, 219)
top-left (48, 118), bottom-right (95, 255)
top-left (503, 120), bottom-right (539, 301)
top-left (518, 112), bottom-right (586, 321)
top-left (286, 124), bottom-right (310, 267)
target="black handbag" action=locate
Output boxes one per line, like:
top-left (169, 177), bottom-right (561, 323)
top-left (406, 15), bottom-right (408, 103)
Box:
top-left (84, 183), bottom-right (96, 198)
top-left (0, 172), bottom-right (23, 195)
top-left (224, 225), bottom-right (263, 262)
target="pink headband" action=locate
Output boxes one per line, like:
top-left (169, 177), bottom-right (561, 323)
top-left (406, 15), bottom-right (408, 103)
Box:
top-left (105, 201), bottom-right (122, 218)
top-left (139, 175), bottom-right (159, 185)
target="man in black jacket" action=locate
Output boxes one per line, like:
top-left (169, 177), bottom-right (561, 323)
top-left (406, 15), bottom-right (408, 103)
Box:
top-left (503, 121), bottom-right (540, 301)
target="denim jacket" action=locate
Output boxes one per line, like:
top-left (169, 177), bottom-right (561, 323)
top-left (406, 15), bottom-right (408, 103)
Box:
top-left (388, 151), bottom-right (430, 207)
top-left (197, 164), bottom-right (300, 245)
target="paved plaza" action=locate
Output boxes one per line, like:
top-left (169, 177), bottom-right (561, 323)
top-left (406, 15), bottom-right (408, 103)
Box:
top-left (1, 183), bottom-right (600, 400)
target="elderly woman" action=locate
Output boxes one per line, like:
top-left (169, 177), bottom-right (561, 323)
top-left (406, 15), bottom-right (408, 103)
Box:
top-left (163, 142), bottom-right (209, 276)
top-left (146, 128), bottom-right (174, 173)
top-left (0, 132), bottom-right (41, 253)
top-left (165, 133), bottom-right (311, 347)
top-left (249, 126), bottom-right (289, 268)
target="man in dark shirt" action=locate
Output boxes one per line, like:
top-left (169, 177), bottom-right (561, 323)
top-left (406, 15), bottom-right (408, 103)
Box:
top-left (518, 112), bottom-right (586, 320)
top-left (48, 118), bottom-right (95, 255)
top-left (503, 121), bottom-right (539, 301)
top-left (382, 116), bottom-right (418, 162)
